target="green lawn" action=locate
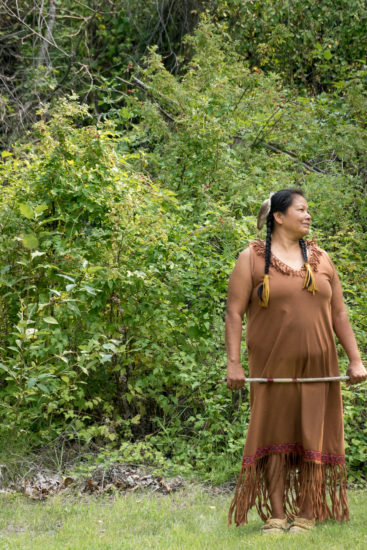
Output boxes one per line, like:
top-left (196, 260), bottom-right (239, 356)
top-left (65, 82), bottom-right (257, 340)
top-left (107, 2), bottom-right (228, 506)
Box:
top-left (0, 486), bottom-right (366, 549)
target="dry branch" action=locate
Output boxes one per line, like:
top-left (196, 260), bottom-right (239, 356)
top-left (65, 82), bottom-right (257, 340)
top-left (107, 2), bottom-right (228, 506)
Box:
top-left (3, 3), bottom-right (70, 57)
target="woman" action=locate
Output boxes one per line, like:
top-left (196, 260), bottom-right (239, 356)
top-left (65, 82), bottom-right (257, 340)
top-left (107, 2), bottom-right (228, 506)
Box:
top-left (225, 188), bottom-right (366, 534)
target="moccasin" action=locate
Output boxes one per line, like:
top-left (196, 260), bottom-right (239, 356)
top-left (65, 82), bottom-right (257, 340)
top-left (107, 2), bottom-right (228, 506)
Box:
top-left (289, 517), bottom-right (315, 533)
top-left (261, 517), bottom-right (290, 534)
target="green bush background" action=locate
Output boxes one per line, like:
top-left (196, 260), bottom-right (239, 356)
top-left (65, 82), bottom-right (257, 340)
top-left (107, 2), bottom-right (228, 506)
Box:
top-left (0, 4), bottom-right (366, 483)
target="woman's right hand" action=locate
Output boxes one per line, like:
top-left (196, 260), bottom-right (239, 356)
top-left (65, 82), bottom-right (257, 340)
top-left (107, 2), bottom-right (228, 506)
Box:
top-left (226, 362), bottom-right (246, 390)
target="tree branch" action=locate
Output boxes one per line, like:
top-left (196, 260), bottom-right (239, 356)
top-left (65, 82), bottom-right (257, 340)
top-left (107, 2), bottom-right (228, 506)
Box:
top-left (262, 140), bottom-right (327, 174)
top-left (233, 135), bottom-right (327, 174)
top-left (251, 106), bottom-right (282, 148)
top-left (115, 76), bottom-right (176, 123)
top-left (45, 12), bottom-right (97, 101)
top-left (4, 4), bottom-right (70, 57)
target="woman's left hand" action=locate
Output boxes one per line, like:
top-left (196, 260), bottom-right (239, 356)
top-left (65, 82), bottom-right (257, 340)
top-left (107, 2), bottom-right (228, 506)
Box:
top-left (346, 360), bottom-right (367, 386)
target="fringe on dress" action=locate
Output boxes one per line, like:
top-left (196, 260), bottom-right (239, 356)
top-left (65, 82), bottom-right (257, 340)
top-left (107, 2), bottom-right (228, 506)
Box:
top-left (228, 451), bottom-right (349, 526)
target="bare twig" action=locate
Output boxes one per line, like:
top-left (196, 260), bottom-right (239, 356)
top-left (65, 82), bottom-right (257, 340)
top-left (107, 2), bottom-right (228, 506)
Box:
top-left (3, 4), bottom-right (70, 57)
top-left (45, 12), bottom-right (97, 101)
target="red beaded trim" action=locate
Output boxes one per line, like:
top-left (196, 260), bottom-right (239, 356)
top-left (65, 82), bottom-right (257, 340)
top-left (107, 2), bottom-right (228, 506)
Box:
top-left (242, 442), bottom-right (345, 466)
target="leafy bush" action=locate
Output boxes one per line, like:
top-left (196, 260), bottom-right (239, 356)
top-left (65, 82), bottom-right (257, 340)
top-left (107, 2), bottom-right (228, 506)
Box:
top-left (0, 96), bottom-right (251, 475)
top-left (213, 0), bottom-right (367, 93)
top-left (118, 21), bottom-right (367, 477)
top-left (0, 17), bottom-right (366, 482)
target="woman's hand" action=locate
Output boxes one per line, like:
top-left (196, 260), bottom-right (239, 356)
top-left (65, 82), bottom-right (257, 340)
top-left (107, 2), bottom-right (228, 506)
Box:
top-left (226, 362), bottom-right (246, 390)
top-left (346, 360), bottom-right (367, 386)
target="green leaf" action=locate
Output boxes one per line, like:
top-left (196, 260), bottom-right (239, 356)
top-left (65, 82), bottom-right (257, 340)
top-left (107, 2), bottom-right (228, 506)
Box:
top-left (102, 343), bottom-right (117, 351)
top-left (22, 233), bottom-right (39, 249)
top-left (323, 50), bottom-right (333, 60)
top-left (27, 377), bottom-right (38, 388)
top-left (37, 383), bottom-right (50, 394)
top-left (82, 285), bottom-right (97, 295)
top-left (43, 316), bottom-right (59, 325)
top-left (57, 274), bottom-right (75, 283)
top-left (50, 289), bottom-right (61, 296)
top-left (34, 203), bottom-right (48, 215)
top-left (334, 81), bottom-right (345, 90)
top-left (131, 414), bottom-right (141, 425)
top-left (19, 203), bottom-right (34, 220)
top-left (31, 251), bottom-right (46, 259)
top-left (120, 107), bottom-right (132, 120)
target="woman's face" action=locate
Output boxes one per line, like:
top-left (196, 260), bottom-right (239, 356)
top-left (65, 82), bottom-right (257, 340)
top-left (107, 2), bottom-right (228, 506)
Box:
top-left (274, 195), bottom-right (311, 237)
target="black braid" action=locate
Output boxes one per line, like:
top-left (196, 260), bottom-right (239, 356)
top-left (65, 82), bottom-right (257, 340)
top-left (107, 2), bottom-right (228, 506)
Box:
top-left (265, 216), bottom-right (273, 274)
top-left (299, 238), bottom-right (308, 264)
top-left (257, 215), bottom-right (273, 305)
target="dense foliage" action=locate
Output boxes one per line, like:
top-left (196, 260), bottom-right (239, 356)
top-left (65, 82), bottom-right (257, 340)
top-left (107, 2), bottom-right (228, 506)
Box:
top-left (1, 0), bottom-right (366, 145)
top-left (0, 5), bottom-right (366, 482)
top-left (213, 0), bottom-right (367, 93)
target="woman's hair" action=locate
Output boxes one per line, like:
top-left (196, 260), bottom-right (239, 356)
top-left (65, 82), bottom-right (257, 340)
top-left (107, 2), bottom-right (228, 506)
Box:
top-left (258, 188), bottom-right (318, 308)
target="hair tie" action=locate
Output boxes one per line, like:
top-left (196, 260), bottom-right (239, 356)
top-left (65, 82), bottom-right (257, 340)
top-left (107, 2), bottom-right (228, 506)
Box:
top-left (257, 192), bottom-right (275, 230)
top-left (303, 262), bottom-right (319, 294)
top-left (258, 273), bottom-right (270, 307)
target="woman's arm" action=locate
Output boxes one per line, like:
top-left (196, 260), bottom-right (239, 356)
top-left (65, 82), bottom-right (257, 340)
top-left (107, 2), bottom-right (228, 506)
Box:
top-left (330, 268), bottom-right (367, 386)
top-left (225, 247), bottom-right (253, 389)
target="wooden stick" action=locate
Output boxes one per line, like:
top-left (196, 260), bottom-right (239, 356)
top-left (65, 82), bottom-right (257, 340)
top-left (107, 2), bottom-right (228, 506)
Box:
top-left (223, 376), bottom-right (350, 383)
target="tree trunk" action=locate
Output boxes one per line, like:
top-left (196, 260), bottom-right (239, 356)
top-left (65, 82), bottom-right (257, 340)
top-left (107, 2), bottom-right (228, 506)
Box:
top-left (37, 0), bottom-right (57, 67)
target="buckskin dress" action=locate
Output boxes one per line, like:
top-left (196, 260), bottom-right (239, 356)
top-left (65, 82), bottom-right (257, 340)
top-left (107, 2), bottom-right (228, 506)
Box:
top-left (228, 239), bottom-right (349, 525)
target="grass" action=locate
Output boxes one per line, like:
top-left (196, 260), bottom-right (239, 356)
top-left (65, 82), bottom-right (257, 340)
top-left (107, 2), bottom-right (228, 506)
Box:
top-left (0, 486), bottom-right (366, 549)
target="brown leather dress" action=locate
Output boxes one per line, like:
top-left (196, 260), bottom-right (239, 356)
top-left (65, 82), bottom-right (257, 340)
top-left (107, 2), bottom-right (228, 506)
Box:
top-left (228, 239), bottom-right (349, 525)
